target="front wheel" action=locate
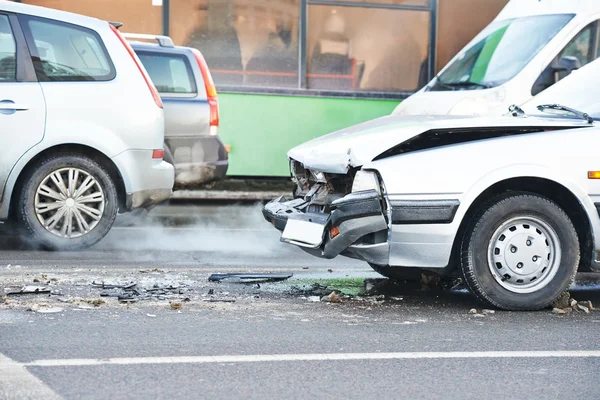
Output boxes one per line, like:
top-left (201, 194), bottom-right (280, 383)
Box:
top-left (460, 193), bottom-right (579, 310)
top-left (16, 154), bottom-right (118, 250)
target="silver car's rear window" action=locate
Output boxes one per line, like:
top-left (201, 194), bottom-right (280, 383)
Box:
top-left (136, 51), bottom-right (197, 95)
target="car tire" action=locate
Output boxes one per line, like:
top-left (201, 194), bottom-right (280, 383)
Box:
top-left (460, 193), bottom-right (579, 310)
top-left (369, 263), bottom-right (422, 281)
top-left (16, 154), bottom-right (118, 251)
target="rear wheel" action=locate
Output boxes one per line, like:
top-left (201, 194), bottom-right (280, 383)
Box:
top-left (16, 154), bottom-right (118, 250)
top-left (460, 193), bottom-right (579, 310)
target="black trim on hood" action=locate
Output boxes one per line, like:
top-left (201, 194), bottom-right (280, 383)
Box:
top-left (373, 125), bottom-right (586, 161)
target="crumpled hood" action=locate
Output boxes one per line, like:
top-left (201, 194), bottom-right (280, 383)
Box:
top-left (288, 114), bottom-right (589, 174)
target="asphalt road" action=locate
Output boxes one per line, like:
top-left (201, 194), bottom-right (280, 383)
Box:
top-left (1, 204), bottom-right (600, 399)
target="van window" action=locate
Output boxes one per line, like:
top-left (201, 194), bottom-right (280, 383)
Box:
top-left (0, 15), bottom-right (16, 81)
top-left (21, 16), bottom-right (115, 82)
top-left (532, 20), bottom-right (600, 95)
top-left (136, 52), bottom-right (197, 94)
top-left (429, 14), bottom-right (573, 91)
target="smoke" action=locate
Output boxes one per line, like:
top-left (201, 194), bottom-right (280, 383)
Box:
top-left (97, 203), bottom-right (286, 256)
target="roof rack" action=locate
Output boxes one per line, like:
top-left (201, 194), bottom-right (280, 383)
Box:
top-left (122, 33), bottom-right (174, 48)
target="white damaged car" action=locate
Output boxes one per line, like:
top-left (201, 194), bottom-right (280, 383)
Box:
top-left (263, 57), bottom-right (600, 311)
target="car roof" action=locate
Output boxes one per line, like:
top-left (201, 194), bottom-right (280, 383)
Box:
top-left (0, 1), bottom-right (109, 32)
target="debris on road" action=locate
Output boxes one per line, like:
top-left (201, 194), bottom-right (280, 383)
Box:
top-left (468, 308), bottom-right (493, 317)
top-left (552, 292), bottom-right (571, 309)
top-left (202, 298), bottom-right (236, 303)
top-left (551, 293), bottom-right (594, 314)
top-left (92, 281), bottom-right (137, 290)
top-left (321, 291), bottom-right (341, 303)
top-left (5, 285), bottom-right (51, 296)
top-left (27, 304), bottom-right (63, 313)
top-left (139, 268), bottom-right (164, 274)
top-left (307, 296), bottom-right (320, 302)
top-left (208, 273), bottom-right (293, 283)
top-left (170, 301), bottom-right (183, 310)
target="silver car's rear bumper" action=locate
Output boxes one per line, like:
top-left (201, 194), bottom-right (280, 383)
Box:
top-left (263, 190), bottom-right (390, 264)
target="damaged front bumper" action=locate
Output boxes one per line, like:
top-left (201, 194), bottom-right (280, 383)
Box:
top-left (263, 189), bottom-right (390, 265)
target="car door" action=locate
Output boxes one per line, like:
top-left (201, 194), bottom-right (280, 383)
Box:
top-left (0, 13), bottom-right (45, 199)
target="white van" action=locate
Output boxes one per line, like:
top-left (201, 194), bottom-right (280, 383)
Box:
top-left (393, 0), bottom-right (600, 117)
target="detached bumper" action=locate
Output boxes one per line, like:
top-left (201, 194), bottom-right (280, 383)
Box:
top-left (263, 190), bottom-right (390, 264)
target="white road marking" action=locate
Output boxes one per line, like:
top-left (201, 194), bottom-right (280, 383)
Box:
top-left (0, 353), bottom-right (62, 400)
top-left (22, 350), bottom-right (600, 367)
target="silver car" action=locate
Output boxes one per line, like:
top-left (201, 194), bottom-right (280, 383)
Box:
top-left (264, 57), bottom-right (600, 311)
top-left (0, 2), bottom-right (174, 250)
top-left (126, 34), bottom-right (229, 188)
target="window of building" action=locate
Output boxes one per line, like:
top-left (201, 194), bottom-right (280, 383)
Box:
top-left (21, 16), bottom-right (115, 81)
top-left (171, 0), bottom-right (299, 88)
top-left (306, 5), bottom-right (430, 92)
top-left (0, 15), bottom-right (16, 81)
top-left (137, 51), bottom-right (197, 94)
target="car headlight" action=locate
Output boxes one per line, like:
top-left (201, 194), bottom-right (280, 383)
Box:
top-left (352, 170), bottom-right (380, 193)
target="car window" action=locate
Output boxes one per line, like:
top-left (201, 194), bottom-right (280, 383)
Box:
top-left (0, 15), bottom-right (16, 81)
top-left (560, 22), bottom-right (596, 67)
top-left (532, 20), bottom-right (600, 95)
top-left (21, 16), bottom-right (115, 82)
top-left (136, 51), bottom-right (197, 94)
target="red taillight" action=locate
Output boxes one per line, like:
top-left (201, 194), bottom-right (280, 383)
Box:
top-left (152, 149), bottom-right (164, 159)
top-left (192, 48), bottom-right (219, 134)
top-left (110, 24), bottom-right (163, 109)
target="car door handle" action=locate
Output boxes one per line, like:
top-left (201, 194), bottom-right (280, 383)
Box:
top-left (0, 100), bottom-right (29, 111)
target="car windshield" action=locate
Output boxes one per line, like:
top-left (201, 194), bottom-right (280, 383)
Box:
top-left (521, 57), bottom-right (600, 120)
top-left (429, 14), bottom-right (574, 91)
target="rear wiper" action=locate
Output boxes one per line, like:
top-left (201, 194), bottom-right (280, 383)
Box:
top-left (537, 103), bottom-right (594, 124)
top-left (438, 79), bottom-right (492, 89)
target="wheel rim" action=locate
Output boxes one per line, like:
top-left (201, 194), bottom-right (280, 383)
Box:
top-left (487, 216), bottom-right (561, 294)
top-left (34, 167), bottom-right (105, 238)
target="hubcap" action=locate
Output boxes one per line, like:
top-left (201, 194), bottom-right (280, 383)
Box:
top-left (34, 168), bottom-right (105, 238)
top-left (487, 216), bottom-right (561, 294)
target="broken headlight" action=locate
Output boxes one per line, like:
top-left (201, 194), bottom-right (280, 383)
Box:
top-left (351, 170), bottom-right (380, 194)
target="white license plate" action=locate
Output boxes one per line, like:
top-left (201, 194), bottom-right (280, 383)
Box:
top-left (281, 219), bottom-right (325, 248)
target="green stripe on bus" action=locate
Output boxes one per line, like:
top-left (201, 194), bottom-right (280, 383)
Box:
top-left (218, 93), bottom-right (398, 176)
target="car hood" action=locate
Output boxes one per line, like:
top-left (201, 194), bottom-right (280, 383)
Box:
top-left (288, 114), bottom-right (590, 174)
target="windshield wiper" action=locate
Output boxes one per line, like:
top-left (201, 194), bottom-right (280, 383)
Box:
top-left (437, 78), bottom-right (492, 89)
top-left (537, 104), bottom-right (594, 124)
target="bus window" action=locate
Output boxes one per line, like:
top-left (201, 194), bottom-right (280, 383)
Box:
top-left (171, 0), bottom-right (299, 88)
top-left (306, 5), bottom-right (430, 92)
